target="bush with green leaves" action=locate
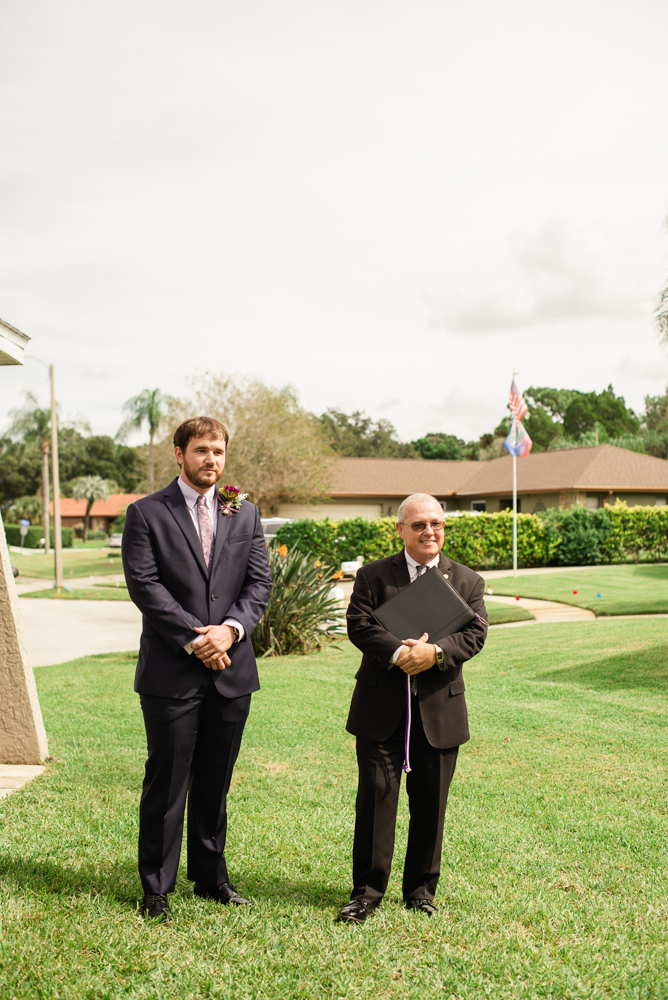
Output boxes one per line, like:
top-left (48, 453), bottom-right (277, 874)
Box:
top-left (277, 512), bottom-right (558, 570)
top-left (275, 516), bottom-right (402, 566)
top-left (4, 524), bottom-right (74, 549)
top-left (276, 503), bottom-right (668, 570)
top-left (251, 546), bottom-right (345, 657)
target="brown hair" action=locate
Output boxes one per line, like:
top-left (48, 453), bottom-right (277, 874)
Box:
top-left (173, 416), bottom-right (229, 452)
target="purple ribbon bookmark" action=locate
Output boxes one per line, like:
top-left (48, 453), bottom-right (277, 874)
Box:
top-left (403, 674), bottom-right (412, 773)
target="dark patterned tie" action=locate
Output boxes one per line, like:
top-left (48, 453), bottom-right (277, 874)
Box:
top-left (196, 494), bottom-right (214, 572)
top-left (411, 564), bottom-right (427, 693)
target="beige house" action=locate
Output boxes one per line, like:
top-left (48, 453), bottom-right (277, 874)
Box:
top-left (278, 445), bottom-right (668, 520)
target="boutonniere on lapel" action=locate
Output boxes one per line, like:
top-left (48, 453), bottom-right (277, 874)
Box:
top-left (218, 484), bottom-right (248, 516)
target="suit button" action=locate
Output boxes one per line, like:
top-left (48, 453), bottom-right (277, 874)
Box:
top-left (211, 595), bottom-right (217, 601)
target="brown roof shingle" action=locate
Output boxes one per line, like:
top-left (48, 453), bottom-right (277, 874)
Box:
top-left (330, 446), bottom-right (668, 499)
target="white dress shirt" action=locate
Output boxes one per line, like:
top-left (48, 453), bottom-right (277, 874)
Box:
top-left (390, 549), bottom-right (441, 663)
top-left (178, 476), bottom-right (245, 652)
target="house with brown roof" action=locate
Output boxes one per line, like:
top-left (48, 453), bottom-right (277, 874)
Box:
top-left (278, 445), bottom-right (668, 520)
top-left (50, 494), bottom-right (146, 533)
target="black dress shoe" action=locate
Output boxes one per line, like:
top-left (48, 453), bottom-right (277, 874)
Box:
top-left (193, 881), bottom-right (252, 907)
top-left (406, 898), bottom-right (437, 916)
top-left (140, 893), bottom-right (173, 923)
top-left (335, 899), bottom-right (372, 924)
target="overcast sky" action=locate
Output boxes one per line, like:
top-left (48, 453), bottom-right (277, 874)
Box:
top-left (1, 0), bottom-right (667, 445)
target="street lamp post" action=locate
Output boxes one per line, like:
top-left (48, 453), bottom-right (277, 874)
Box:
top-left (50, 364), bottom-right (63, 591)
top-left (27, 356), bottom-right (63, 590)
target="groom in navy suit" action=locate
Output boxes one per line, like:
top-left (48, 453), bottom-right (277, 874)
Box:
top-left (123, 416), bottom-right (272, 922)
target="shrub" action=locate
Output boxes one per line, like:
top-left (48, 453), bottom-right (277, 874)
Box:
top-left (111, 510), bottom-right (126, 533)
top-left (4, 524), bottom-right (74, 549)
top-left (87, 529), bottom-right (108, 541)
top-left (277, 512), bottom-right (559, 570)
top-left (251, 546), bottom-right (345, 657)
top-left (275, 517), bottom-right (402, 566)
top-left (538, 506), bottom-right (605, 565)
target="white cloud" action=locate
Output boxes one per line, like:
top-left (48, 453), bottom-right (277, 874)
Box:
top-left (424, 219), bottom-right (651, 333)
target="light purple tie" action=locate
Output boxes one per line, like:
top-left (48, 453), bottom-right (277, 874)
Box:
top-left (196, 494), bottom-right (214, 572)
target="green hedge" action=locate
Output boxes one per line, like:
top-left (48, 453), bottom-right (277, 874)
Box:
top-left (274, 502), bottom-right (668, 570)
top-left (4, 524), bottom-right (74, 549)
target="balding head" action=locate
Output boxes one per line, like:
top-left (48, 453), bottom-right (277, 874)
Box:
top-left (396, 493), bottom-right (445, 564)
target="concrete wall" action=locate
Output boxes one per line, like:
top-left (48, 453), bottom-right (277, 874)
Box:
top-left (278, 502), bottom-right (382, 521)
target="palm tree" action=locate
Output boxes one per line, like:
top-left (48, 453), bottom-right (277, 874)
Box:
top-left (71, 475), bottom-right (117, 542)
top-left (658, 284), bottom-right (668, 343)
top-left (7, 393), bottom-right (52, 553)
top-left (117, 389), bottom-right (171, 493)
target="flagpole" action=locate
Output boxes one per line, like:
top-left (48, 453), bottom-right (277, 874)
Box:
top-left (512, 452), bottom-right (517, 578)
top-left (512, 367), bottom-right (518, 579)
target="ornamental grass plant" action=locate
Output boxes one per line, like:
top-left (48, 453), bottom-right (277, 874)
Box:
top-left (251, 546), bottom-right (345, 657)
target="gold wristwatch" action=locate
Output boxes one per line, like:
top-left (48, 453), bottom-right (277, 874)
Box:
top-left (433, 644), bottom-right (445, 670)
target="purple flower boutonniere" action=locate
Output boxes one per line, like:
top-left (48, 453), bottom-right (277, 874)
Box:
top-left (219, 484), bottom-right (249, 516)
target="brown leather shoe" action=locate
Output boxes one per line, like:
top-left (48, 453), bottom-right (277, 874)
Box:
top-left (406, 898), bottom-right (437, 916)
top-left (335, 899), bottom-right (372, 924)
top-left (193, 882), bottom-right (252, 907)
top-left (140, 893), bottom-right (173, 923)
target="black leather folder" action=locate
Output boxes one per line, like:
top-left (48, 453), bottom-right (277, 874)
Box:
top-left (372, 568), bottom-right (477, 643)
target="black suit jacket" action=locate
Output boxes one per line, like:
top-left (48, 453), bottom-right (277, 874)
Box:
top-left (346, 551), bottom-right (487, 748)
top-left (122, 478), bottom-right (272, 700)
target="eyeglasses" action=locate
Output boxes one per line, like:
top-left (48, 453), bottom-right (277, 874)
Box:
top-left (401, 520), bottom-right (445, 533)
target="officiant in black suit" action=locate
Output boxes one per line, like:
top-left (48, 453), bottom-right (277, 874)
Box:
top-left (123, 416), bottom-right (271, 922)
top-left (337, 493), bottom-right (487, 923)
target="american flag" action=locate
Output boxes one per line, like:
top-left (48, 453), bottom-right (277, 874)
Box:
top-left (509, 379), bottom-right (528, 422)
top-left (503, 420), bottom-right (532, 457)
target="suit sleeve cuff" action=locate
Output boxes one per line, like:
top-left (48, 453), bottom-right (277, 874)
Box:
top-left (390, 645), bottom-right (404, 664)
top-left (223, 618), bottom-right (245, 641)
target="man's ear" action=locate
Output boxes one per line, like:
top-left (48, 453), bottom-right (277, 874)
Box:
top-left (174, 447), bottom-right (183, 467)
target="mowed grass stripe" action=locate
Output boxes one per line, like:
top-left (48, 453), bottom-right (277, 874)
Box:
top-left (0, 621), bottom-right (667, 999)
top-left (486, 563), bottom-right (668, 616)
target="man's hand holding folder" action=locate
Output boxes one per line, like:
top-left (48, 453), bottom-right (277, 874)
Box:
top-left (395, 631), bottom-right (433, 674)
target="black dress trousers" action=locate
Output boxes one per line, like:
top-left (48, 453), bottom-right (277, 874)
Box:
top-left (351, 693), bottom-right (458, 906)
top-left (138, 679), bottom-right (251, 895)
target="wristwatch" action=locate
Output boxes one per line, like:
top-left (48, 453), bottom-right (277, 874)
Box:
top-left (229, 626), bottom-right (240, 643)
top-left (433, 644), bottom-right (445, 670)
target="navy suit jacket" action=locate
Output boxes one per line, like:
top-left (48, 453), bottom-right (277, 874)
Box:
top-left (122, 478), bottom-right (272, 700)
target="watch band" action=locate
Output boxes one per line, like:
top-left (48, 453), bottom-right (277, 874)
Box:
top-left (433, 643), bottom-right (445, 670)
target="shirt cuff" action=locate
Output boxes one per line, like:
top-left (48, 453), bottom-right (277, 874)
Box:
top-left (183, 641), bottom-right (194, 655)
top-left (223, 618), bottom-right (245, 641)
top-left (390, 645), bottom-right (404, 664)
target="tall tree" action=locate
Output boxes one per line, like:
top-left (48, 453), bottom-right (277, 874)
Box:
top-left (152, 375), bottom-right (332, 515)
top-left (117, 388), bottom-right (172, 493)
top-left (320, 409), bottom-right (417, 458)
top-left (412, 433), bottom-right (464, 460)
top-left (71, 476), bottom-right (117, 542)
top-left (6, 393), bottom-right (53, 552)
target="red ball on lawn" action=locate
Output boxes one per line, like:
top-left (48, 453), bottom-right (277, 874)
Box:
top-left (573, 589), bottom-right (578, 594)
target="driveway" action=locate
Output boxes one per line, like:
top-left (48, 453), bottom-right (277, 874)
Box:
top-left (19, 598), bottom-right (142, 667)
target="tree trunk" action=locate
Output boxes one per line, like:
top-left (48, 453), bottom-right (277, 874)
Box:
top-left (83, 503), bottom-right (92, 543)
top-left (40, 440), bottom-right (50, 554)
top-left (147, 433), bottom-right (154, 494)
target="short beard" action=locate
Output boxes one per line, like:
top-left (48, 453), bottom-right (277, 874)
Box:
top-left (181, 458), bottom-right (222, 490)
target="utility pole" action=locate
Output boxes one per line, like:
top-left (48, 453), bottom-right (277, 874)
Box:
top-left (50, 364), bottom-right (63, 591)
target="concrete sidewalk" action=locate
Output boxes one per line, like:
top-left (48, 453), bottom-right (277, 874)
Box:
top-left (19, 598), bottom-right (141, 667)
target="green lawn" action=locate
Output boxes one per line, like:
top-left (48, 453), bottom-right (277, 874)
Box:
top-left (1, 620), bottom-right (667, 998)
top-left (20, 585), bottom-right (131, 601)
top-left (486, 563), bottom-right (668, 616)
top-left (486, 605), bottom-right (533, 625)
top-left (11, 548), bottom-right (124, 580)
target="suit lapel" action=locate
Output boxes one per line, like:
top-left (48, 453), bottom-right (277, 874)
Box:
top-left (390, 550), bottom-right (410, 591)
top-left (210, 487), bottom-right (232, 571)
top-left (438, 551), bottom-right (452, 580)
top-left (163, 479), bottom-right (209, 578)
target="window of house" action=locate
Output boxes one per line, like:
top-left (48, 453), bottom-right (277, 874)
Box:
top-left (500, 498), bottom-right (521, 513)
top-left (471, 501), bottom-right (487, 512)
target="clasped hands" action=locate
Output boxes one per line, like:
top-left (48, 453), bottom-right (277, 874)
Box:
top-left (396, 632), bottom-right (436, 675)
top-left (191, 624), bottom-right (237, 671)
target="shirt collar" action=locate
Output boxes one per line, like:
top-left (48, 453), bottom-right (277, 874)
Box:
top-left (177, 476), bottom-right (217, 509)
top-left (404, 548), bottom-right (440, 573)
